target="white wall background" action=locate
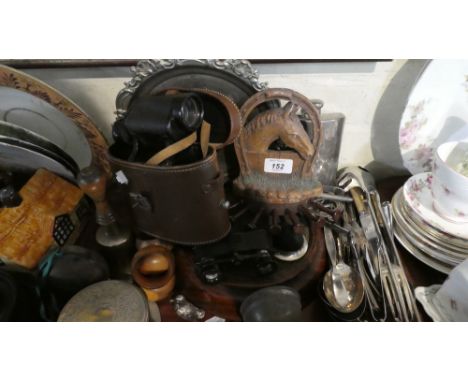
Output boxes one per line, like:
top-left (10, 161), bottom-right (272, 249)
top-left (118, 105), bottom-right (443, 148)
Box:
top-left (23, 59), bottom-right (429, 179)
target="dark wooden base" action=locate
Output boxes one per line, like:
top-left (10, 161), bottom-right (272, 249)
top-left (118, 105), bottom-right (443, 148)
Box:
top-left (173, 222), bottom-right (327, 321)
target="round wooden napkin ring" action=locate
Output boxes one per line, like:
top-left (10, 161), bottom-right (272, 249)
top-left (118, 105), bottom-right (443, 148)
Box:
top-left (142, 275), bottom-right (176, 302)
top-left (131, 245), bottom-right (175, 290)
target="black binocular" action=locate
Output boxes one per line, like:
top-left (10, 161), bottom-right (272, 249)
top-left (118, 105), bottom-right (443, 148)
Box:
top-left (113, 93), bottom-right (204, 158)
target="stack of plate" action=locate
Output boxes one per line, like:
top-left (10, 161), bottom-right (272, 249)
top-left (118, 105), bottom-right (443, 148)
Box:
top-left (392, 173), bottom-right (468, 274)
top-left (0, 64), bottom-right (109, 180)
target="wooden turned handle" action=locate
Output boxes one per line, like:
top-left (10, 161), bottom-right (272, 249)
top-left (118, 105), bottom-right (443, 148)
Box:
top-left (78, 166), bottom-right (113, 224)
top-left (350, 187), bottom-right (366, 214)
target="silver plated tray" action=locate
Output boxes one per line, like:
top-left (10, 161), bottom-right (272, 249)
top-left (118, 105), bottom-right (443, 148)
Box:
top-left (115, 59), bottom-right (269, 120)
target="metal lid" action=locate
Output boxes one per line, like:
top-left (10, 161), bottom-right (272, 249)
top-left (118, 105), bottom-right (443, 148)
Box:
top-left (58, 280), bottom-right (149, 322)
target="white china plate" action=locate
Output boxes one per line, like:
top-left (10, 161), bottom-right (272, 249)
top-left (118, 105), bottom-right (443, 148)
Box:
top-left (403, 172), bottom-right (468, 240)
top-left (0, 87), bottom-right (91, 169)
top-left (399, 60), bottom-right (468, 175)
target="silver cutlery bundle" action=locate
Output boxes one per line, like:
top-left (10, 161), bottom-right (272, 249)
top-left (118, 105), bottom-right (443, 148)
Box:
top-left (320, 166), bottom-right (421, 322)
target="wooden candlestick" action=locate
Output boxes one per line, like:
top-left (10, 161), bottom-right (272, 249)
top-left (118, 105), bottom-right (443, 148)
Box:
top-left (78, 166), bottom-right (134, 278)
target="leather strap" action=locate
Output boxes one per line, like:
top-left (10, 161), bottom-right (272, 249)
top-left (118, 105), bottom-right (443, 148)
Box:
top-left (200, 121), bottom-right (211, 158)
top-left (144, 87), bottom-right (242, 166)
top-left (145, 131), bottom-right (197, 166)
top-left (156, 87), bottom-right (242, 149)
top-left (145, 120), bottom-right (212, 166)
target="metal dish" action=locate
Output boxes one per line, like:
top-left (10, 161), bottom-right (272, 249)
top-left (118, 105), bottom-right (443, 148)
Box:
top-left (0, 87), bottom-right (90, 169)
top-left (0, 139), bottom-right (76, 180)
top-left (0, 121), bottom-right (79, 176)
top-left (240, 286), bottom-right (302, 322)
top-left (0, 65), bottom-right (109, 172)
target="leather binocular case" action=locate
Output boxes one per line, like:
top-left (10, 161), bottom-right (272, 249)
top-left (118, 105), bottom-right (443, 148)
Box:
top-left (109, 88), bottom-right (241, 245)
top-left (109, 145), bottom-right (230, 245)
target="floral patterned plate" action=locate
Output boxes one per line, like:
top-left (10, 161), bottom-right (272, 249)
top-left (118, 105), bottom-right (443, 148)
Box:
top-left (403, 172), bottom-right (468, 240)
top-left (399, 60), bottom-right (468, 175)
top-left (0, 65), bottom-right (109, 173)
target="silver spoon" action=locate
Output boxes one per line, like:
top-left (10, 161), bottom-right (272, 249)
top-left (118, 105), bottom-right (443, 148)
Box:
top-left (323, 226), bottom-right (364, 314)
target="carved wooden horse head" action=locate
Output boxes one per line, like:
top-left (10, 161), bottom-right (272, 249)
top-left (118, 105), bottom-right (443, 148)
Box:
top-left (233, 88), bottom-right (325, 234)
top-left (242, 102), bottom-right (315, 160)
top-left (235, 88), bottom-right (322, 180)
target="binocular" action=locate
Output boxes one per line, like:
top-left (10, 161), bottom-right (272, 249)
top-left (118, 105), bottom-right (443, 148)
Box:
top-left (113, 93), bottom-right (205, 161)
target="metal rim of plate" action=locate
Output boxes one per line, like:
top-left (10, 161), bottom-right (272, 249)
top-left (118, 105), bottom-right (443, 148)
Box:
top-left (114, 59), bottom-right (270, 120)
top-left (392, 190), bottom-right (457, 274)
top-left (0, 139), bottom-right (76, 180)
top-left (401, 199), bottom-right (468, 250)
top-left (392, 189), bottom-right (468, 260)
top-left (0, 120), bottom-right (79, 176)
top-left (395, 203), bottom-right (466, 266)
top-left (393, 224), bottom-right (452, 275)
top-left (0, 65), bottom-right (110, 173)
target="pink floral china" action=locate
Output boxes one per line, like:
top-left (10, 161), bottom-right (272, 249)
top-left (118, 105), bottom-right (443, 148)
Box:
top-left (403, 172), bottom-right (468, 240)
top-left (431, 141), bottom-right (468, 223)
top-left (399, 60), bottom-right (468, 175)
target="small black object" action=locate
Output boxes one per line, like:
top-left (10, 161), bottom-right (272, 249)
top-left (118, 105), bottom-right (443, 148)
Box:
top-left (0, 265), bottom-right (41, 322)
top-left (38, 246), bottom-right (110, 321)
top-left (53, 215), bottom-right (75, 246)
top-left (195, 249), bottom-right (277, 285)
top-left (0, 185), bottom-right (22, 208)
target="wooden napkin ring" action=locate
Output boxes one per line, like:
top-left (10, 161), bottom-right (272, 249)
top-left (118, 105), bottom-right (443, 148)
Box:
top-left (131, 245), bottom-right (175, 290)
top-left (142, 275), bottom-right (176, 302)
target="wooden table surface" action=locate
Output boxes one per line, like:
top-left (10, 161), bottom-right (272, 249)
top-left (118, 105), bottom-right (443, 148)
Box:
top-left (155, 177), bottom-right (447, 322)
top-left (93, 176), bottom-right (446, 322)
